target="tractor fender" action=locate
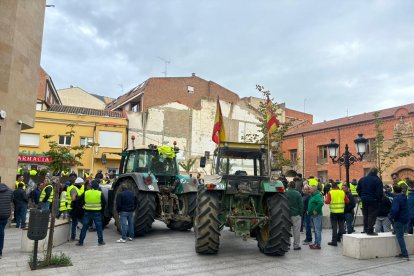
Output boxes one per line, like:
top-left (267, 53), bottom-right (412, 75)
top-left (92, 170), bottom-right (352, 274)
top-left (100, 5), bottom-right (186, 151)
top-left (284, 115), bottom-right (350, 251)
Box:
top-left (262, 180), bottom-right (285, 193)
top-left (174, 175), bottom-right (198, 194)
top-left (112, 173), bottom-right (160, 193)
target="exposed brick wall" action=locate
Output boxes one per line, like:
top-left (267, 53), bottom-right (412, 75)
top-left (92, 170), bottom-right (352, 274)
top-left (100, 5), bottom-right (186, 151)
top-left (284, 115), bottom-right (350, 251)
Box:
top-left (285, 108), bottom-right (313, 124)
top-left (282, 109), bottom-right (414, 184)
top-left (142, 76), bottom-right (240, 112)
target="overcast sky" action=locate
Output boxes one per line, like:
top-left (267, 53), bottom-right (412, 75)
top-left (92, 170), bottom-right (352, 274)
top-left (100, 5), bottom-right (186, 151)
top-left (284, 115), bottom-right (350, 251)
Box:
top-left (41, 0), bottom-right (414, 123)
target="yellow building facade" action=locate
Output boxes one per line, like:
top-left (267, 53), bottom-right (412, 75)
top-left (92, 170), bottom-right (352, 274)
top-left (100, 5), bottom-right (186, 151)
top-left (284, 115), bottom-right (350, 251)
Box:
top-left (18, 106), bottom-right (128, 177)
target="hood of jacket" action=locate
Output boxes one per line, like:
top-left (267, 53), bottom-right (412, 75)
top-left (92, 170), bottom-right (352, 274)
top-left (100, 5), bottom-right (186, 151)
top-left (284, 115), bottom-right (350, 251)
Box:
top-left (0, 183), bottom-right (9, 193)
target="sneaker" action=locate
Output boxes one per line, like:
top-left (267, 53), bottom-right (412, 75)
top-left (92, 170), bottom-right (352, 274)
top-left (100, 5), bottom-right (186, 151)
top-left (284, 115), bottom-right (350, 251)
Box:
top-left (309, 244), bottom-right (321, 250)
top-left (302, 240), bottom-right (312, 245)
top-left (98, 241), bottom-right (106, 246)
top-left (128, 237), bottom-right (133, 241)
top-left (396, 254), bottom-right (410, 260)
top-left (328, 242), bottom-right (338, 246)
top-left (293, 247), bottom-right (301, 250)
top-left (75, 242), bottom-right (83, 246)
top-left (117, 239), bottom-right (126, 243)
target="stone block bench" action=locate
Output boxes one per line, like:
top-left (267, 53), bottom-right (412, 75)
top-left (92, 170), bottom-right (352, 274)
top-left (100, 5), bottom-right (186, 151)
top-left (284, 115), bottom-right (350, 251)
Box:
top-left (343, 232), bottom-right (414, 259)
top-left (21, 219), bottom-right (71, 253)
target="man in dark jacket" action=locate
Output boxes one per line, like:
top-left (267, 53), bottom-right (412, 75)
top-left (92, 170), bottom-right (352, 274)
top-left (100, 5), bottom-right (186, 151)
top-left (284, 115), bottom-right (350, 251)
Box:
top-left (29, 183), bottom-right (42, 208)
top-left (389, 185), bottom-right (409, 260)
top-left (357, 167), bottom-right (383, 235)
top-left (116, 184), bottom-right (137, 243)
top-left (302, 185), bottom-right (313, 245)
top-left (287, 181), bottom-right (304, 250)
top-left (343, 184), bottom-right (356, 234)
top-left (375, 191), bottom-right (392, 232)
top-left (0, 177), bottom-right (13, 258)
top-left (12, 184), bottom-right (28, 228)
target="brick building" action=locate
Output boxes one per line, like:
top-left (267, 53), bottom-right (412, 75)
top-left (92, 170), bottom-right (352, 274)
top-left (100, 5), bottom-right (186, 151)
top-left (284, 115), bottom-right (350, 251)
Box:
top-left (106, 74), bottom-right (310, 174)
top-left (282, 103), bottom-right (414, 184)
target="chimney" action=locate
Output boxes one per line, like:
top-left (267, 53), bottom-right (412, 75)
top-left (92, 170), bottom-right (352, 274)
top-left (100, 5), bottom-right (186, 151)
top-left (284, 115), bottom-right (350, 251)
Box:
top-left (192, 73), bottom-right (196, 77)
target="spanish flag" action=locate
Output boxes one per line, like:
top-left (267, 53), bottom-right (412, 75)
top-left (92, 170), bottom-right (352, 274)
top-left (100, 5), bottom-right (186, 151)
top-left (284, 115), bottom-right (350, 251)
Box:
top-left (266, 96), bottom-right (279, 134)
top-left (212, 98), bottom-right (226, 144)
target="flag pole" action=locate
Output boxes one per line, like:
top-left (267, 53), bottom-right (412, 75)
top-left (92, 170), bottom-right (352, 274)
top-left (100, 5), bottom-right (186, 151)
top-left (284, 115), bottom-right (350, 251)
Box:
top-left (268, 129), bottom-right (271, 182)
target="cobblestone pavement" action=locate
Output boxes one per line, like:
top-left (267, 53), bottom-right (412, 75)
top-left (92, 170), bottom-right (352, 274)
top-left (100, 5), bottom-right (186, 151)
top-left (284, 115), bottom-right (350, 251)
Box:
top-left (1, 221), bottom-right (414, 276)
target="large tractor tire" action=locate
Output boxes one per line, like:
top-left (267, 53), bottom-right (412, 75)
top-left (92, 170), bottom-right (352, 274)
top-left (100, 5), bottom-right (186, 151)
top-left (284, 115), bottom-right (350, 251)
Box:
top-left (167, 192), bottom-right (197, 231)
top-left (194, 187), bottom-right (221, 254)
top-left (113, 178), bottom-right (156, 237)
top-left (256, 193), bottom-right (292, 256)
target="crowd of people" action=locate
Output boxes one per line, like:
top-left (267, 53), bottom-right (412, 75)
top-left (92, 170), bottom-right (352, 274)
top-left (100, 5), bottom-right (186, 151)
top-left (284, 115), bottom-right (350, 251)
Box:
top-left (285, 169), bottom-right (413, 260)
top-left (0, 170), bottom-right (136, 258)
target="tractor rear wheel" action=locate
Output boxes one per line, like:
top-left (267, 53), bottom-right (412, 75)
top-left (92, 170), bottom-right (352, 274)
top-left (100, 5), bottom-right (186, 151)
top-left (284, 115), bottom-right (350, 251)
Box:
top-left (113, 178), bottom-right (156, 237)
top-left (167, 192), bottom-right (197, 231)
top-left (257, 193), bottom-right (292, 256)
top-left (194, 187), bottom-right (221, 254)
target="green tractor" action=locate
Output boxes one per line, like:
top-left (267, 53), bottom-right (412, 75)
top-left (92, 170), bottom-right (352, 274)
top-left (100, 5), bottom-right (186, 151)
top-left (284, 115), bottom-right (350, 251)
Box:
top-left (194, 142), bottom-right (292, 256)
top-left (105, 144), bottom-right (198, 236)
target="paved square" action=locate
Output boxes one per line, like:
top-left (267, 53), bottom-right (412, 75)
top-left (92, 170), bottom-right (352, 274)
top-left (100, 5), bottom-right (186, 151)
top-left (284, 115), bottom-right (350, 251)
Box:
top-left (2, 220), bottom-right (414, 275)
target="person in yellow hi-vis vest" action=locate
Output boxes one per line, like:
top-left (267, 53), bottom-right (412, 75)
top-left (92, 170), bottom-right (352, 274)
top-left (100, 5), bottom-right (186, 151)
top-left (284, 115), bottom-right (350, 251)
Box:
top-left (15, 175), bottom-right (26, 190)
top-left (39, 178), bottom-right (54, 211)
top-left (325, 181), bottom-right (350, 246)
top-left (77, 181), bottom-right (106, 246)
top-left (391, 172), bottom-right (409, 197)
top-left (67, 177), bottom-right (84, 241)
top-left (59, 185), bottom-right (68, 220)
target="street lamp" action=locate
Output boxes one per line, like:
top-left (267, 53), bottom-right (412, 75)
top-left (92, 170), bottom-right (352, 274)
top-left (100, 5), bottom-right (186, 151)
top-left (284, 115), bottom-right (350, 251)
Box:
top-left (327, 133), bottom-right (368, 186)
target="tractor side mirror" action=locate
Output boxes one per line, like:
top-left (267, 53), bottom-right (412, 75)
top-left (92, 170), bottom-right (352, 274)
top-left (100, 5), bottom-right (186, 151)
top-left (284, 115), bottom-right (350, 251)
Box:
top-left (200, 157), bottom-right (206, 168)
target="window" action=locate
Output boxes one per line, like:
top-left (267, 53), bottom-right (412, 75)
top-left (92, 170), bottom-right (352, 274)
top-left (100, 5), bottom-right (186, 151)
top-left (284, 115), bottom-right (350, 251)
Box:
top-left (363, 168), bottom-right (371, 176)
top-left (80, 137), bottom-right (94, 147)
top-left (36, 103), bottom-right (43, 111)
top-left (317, 170), bottom-right (328, 184)
top-left (131, 102), bottom-right (140, 112)
top-left (289, 149), bottom-right (297, 165)
top-left (59, 135), bottom-right (71, 146)
top-left (187, 86), bottom-right (194, 94)
top-left (363, 138), bottom-right (375, 161)
top-left (125, 152), bottom-right (136, 173)
top-left (20, 133), bottom-right (40, 146)
top-left (99, 131), bottom-right (122, 148)
top-left (317, 145), bottom-right (328, 164)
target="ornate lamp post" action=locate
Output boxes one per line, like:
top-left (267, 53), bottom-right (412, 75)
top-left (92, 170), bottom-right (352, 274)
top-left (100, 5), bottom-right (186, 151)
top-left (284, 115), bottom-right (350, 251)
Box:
top-left (327, 134), bottom-right (368, 186)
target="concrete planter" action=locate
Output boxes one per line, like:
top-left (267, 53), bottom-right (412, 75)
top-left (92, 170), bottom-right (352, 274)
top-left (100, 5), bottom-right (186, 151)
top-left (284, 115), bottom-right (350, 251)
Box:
top-left (343, 232), bottom-right (414, 259)
top-left (21, 219), bottom-right (70, 253)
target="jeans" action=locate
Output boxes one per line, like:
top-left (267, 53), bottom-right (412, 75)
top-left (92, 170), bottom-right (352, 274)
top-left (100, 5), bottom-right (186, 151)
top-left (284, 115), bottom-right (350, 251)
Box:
top-left (312, 215), bottom-right (322, 246)
top-left (120, 211), bottom-right (134, 240)
top-left (71, 216), bottom-right (79, 240)
top-left (304, 214), bottom-right (312, 242)
top-left (291, 215), bottom-right (301, 248)
top-left (344, 212), bottom-right (354, 234)
top-left (362, 202), bottom-right (379, 233)
top-left (0, 218), bottom-right (8, 255)
top-left (40, 202), bottom-right (51, 211)
top-left (394, 222), bottom-right (408, 257)
top-left (375, 217), bottom-right (392, 232)
top-left (330, 213), bottom-right (345, 242)
top-left (15, 205), bottom-right (27, 228)
top-left (79, 211), bottom-right (104, 244)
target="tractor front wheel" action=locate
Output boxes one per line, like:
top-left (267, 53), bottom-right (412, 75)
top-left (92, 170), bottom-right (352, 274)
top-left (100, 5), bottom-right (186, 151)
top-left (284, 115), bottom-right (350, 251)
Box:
top-left (194, 187), bottom-right (221, 254)
top-left (167, 192), bottom-right (197, 231)
top-left (257, 193), bottom-right (292, 256)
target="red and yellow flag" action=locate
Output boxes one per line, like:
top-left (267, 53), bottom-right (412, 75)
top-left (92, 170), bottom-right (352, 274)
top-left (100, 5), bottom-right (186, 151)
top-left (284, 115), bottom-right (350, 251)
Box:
top-left (212, 98), bottom-right (226, 144)
top-left (266, 96), bottom-right (279, 133)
